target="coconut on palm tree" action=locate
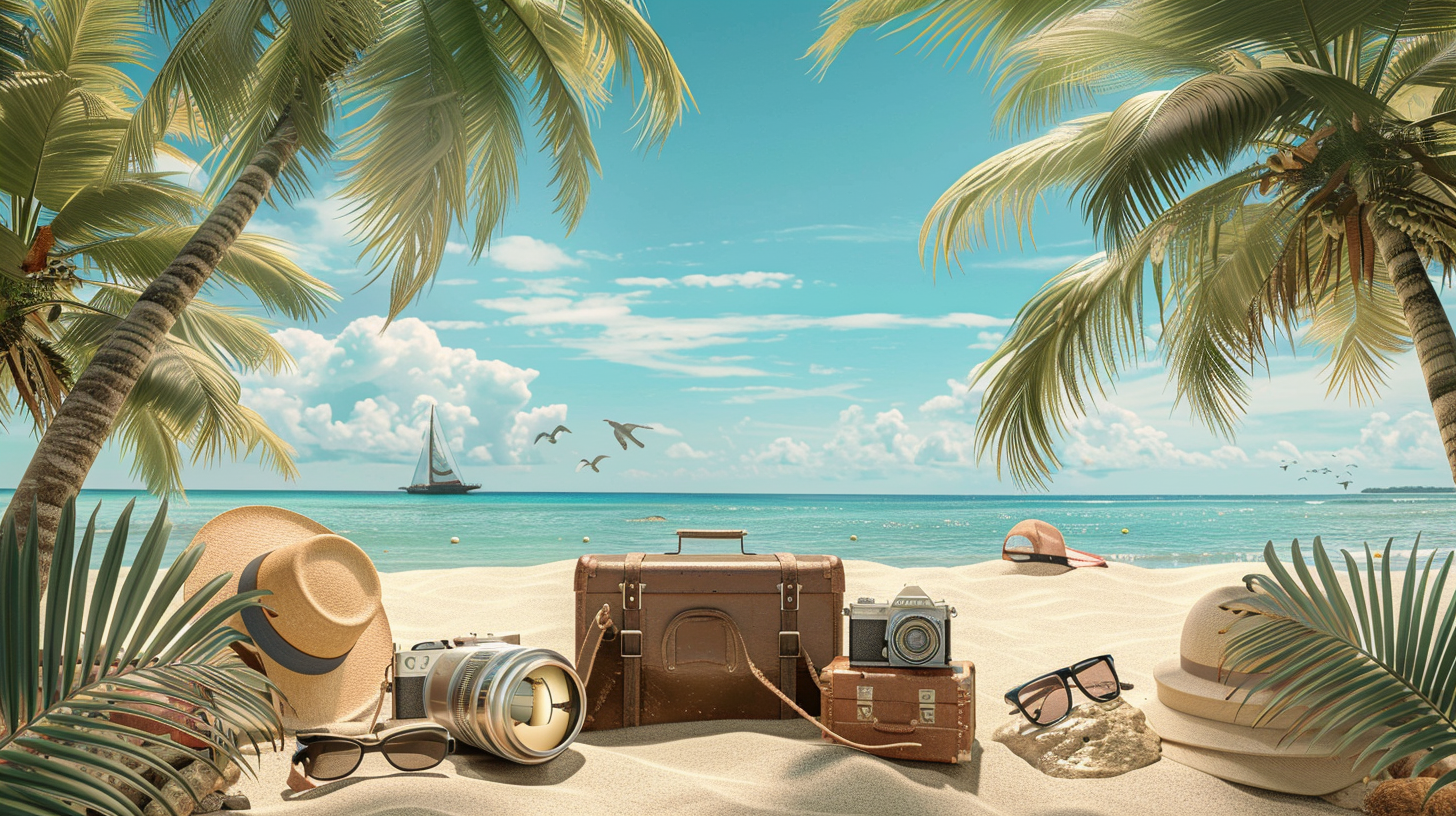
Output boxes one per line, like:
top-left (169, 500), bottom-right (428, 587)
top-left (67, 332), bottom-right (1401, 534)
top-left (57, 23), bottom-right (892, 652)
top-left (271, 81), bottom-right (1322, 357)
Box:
top-left (811, 0), bottom-right (1456, 489)
top-left (8, 0), bottom-right (691, 580)
top-left (1, 0), bottom-right (331, 514)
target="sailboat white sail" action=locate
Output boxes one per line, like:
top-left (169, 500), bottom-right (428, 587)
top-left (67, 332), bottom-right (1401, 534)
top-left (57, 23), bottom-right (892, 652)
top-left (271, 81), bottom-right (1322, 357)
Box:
top-left (401, 406), bottom-right (481, 494)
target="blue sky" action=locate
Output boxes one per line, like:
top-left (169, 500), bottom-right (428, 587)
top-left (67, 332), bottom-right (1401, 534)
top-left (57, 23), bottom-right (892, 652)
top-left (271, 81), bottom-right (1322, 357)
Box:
top-left (2, 1), bottom-right (1453, 495)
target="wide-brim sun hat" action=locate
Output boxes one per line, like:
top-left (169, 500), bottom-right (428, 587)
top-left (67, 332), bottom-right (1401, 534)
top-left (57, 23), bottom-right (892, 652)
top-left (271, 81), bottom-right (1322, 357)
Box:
top-left (1141, 584), bottom-right (1372, 795)
top-left (1002, 519), bottom-right (1107, 569)
top-left (182, 506), bottom-right (393, 730)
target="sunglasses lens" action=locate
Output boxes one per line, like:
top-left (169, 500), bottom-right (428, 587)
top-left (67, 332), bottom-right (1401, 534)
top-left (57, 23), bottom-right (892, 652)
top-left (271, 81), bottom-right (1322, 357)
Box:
top-left (1075, 658), bottom-right (1120, 701)
top-left (302, 740), bottom-right (363, 781)
top-left (1017, 675), bottom-right (1070, 725)
top-left (382, 732), bottom-right (450, 771)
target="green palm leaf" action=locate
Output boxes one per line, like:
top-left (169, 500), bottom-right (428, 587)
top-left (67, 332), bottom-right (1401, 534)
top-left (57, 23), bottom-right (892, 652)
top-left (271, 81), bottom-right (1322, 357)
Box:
top-left (1225, 538), bottom-right (1456, 796)
top-left (0, 496), bottom-right (283, 816)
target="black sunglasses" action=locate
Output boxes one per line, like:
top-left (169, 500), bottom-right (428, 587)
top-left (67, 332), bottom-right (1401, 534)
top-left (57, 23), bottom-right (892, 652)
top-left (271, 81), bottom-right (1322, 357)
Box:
top-left (1004, 655), bottom-right (1133, 727)
top-left (292, 723), bottom-right (454, 784)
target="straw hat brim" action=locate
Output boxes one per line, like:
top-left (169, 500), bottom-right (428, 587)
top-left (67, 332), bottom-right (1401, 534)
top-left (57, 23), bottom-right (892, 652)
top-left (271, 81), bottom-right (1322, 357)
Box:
top-left (1159, 740), bottom-right (1374, 796)
top-left (182, 506), bottom-right (393, 730)
top-left (1140, 697), bottom-right (1346, 757)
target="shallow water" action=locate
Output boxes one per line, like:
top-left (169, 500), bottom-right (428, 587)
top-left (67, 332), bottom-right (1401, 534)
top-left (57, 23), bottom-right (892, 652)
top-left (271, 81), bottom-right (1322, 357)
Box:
top-left (3, 489), bottom-right (1452, 571)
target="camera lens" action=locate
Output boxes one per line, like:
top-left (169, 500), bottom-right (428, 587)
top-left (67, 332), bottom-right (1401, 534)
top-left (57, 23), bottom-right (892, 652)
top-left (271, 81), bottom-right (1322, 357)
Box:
top-left (891, 615), bottom-right (941, 664)
top-left (421, 643), bottom-right (584, 764)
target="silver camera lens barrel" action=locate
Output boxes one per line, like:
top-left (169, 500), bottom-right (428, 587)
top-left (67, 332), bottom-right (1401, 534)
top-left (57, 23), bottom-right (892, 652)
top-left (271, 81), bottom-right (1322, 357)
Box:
top-left (421, 642), bottom-right (585, 764)
top-left (890, 613), bottom-right (942, 664)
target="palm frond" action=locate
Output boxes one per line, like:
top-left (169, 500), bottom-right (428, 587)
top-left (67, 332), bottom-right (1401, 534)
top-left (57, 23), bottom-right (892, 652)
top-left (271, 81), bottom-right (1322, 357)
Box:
top-left (0, 497), bottom-right (284, 815)
top-left (1226, 537), bottom-right (1456, 796)
top-left (1306, 270), bottom-right (1411, 403)
top-left (23, 0), bottom-right (146, 103)
top-left (69, 225), bottom-right (334, 321)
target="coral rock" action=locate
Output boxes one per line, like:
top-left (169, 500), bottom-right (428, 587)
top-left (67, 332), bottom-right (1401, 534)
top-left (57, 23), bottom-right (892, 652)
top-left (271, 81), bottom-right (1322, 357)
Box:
top-left (1365, 778), bottom-right (1456, 816)
top-left (992, 700), bottom-right (1161, 779)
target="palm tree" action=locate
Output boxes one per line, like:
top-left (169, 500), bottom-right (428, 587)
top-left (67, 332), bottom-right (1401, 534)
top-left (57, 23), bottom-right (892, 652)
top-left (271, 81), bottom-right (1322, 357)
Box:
top-left (9, 0), bottom-right (691, 580)
top-left (810, 0), bottom-right (1456, 489)
top-left (0, 0), bottom-right (332, 508)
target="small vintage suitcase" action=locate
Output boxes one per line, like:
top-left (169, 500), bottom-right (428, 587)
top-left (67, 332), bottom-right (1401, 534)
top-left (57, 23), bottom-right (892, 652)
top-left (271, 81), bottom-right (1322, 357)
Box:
top-left (574, 530), bottom-right (844, 730)
top-left (819, 656), bottom-right (976, 763)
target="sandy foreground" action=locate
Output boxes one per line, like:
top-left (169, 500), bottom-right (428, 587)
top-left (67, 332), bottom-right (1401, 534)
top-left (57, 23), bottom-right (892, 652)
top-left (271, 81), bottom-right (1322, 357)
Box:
top-left (226, 558), bottom-right (1355, 816)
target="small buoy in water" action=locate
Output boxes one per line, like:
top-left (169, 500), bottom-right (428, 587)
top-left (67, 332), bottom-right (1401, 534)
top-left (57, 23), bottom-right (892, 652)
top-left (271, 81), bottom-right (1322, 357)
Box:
top-left (383, 550), bottom-right (389, 553)
top-left (583, 536), bottom-right (590, 544)
top-left (850, 535), bottom-right (858, 541)
top-left (1374, 552), bottom-right (1383, 559)
top-left (1121, 528), bottom-right (1130, 535)
top-left (450, 536), bottom-right (460, 544)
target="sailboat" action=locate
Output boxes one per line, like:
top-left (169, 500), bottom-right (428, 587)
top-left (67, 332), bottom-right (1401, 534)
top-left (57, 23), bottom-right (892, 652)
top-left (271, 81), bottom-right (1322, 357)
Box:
top-left (400, 405), bottom-right (481, 494)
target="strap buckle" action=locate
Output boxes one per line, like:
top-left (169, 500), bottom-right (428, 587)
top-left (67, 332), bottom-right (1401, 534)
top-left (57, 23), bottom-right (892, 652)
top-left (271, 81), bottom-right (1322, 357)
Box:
top-left (619, 581), bottom-right (644, 611)
top-left (778, 582), bottom-right (800, 611)
top-left (779, 630), bottom-right (800, 658)
top-left (620, 629), bottom-right (644, 659)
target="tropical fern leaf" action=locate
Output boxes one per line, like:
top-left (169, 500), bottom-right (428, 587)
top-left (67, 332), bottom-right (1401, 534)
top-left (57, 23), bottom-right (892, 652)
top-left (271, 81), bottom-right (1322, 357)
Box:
top-left (0, 497), bottom-right (283, 816)
top-left (1224, 537), bottom-right (1456, 795)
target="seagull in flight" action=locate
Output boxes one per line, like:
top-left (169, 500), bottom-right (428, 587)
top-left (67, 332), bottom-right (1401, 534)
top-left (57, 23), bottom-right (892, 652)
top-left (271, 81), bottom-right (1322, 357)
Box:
top-left (534, 425), bottom-right (572, 445)
top-left (1280, 464), bottom-right (1290, 471)
top-left (577, 455), bottom-right (609, 473)
top-left (1298, 477), bottom-right (1308, 481)
top-left (1337, 480), bottom-right (1353, 490)
top-left (604, 420), bottom-right (653, 450)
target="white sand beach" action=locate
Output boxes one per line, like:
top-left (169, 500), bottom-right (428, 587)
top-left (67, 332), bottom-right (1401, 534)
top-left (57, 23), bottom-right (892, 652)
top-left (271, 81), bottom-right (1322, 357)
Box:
top-left (223, 558), bottom-right (1363, 816)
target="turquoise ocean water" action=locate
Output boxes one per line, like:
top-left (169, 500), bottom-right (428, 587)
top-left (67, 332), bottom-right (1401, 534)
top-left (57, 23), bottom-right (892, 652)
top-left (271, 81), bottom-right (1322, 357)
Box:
top-left (2, 489), bottom-right (1453, 571)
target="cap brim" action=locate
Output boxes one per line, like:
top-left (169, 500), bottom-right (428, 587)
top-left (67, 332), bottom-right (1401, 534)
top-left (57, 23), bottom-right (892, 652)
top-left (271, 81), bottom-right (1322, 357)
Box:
top-left (1159, 740), bottom-right (1374, 796)
top-left (1063, 546), bottom-right (1107, 568)
top-left (182, 505), bottom-right (392, 730)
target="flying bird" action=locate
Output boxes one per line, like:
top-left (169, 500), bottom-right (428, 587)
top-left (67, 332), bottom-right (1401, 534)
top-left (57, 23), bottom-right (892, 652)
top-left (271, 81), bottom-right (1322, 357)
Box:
top-left (1337, 480), bottom-right (1353, 490)
top-left (534, 425), bottom-right (572, 445)
top-left (604, 420), bottom-right (654, 450)
top-left (1298, 477), bottom-right (1308, 481)
top-left (1347, 464), bottom-right (1359, 468)
top-left (1280, 464), bottom-right (1290, 471)
top-left (577, 455), bottom-right (610, 473)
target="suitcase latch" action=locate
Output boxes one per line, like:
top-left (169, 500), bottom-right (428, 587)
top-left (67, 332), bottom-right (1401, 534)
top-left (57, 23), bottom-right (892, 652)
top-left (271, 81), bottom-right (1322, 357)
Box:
top-left (856, 686), bottom-right (874, 721)
top-left (919, 689), bottom-right (936, 724)
top-left (779, 631), bottom-right (800, 658)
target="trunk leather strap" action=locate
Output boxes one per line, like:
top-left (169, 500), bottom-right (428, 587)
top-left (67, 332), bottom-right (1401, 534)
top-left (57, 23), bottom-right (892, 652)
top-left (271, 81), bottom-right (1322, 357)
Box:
top-left (774, 552), bottom-right (800, 719)
top-left (621, 553), bottom-right (645, 728)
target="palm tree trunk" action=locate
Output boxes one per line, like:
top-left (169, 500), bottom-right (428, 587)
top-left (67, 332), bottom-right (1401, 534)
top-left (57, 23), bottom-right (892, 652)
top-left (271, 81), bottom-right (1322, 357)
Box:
top-left (7, 113), bottom-right (299, 585)
top-left (1370, 216), bottom-right (1456, 483)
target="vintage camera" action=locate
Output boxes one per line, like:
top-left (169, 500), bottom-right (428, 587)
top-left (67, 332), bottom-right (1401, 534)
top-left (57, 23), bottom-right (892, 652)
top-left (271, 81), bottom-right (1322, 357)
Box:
top-left (391, 633), bottom-right (585, 764)
top-left (845, 585), bottom-right (956, 667)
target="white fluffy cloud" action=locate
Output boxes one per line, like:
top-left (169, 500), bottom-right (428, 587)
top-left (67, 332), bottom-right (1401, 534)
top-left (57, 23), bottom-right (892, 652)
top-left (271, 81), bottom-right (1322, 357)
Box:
top-left (476, 289), bottom-right (1011, 377)
top-left (1353, 411), bottom-right (1445, 469)
top-left (615, 277), bottom-right (674, 288)
top-left (487, 235), bottom-right (585, 272)
top-left (1062, 404), bottom-right (1247, 473)
top-left (665, 442), bottom-right (711, 460)
top-left (680, 272), bottom-right (795, 289)
top-left (740, 406), bottom-right (978, 477)
top-left (241, 316), bottom-right (562, 469)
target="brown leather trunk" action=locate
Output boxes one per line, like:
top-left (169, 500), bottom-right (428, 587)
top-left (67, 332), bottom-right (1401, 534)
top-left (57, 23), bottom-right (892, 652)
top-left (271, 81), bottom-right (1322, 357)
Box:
top-left (574, 534), bottom-right (843, 731)
top-left (819, 656), bottom-right (975, 763)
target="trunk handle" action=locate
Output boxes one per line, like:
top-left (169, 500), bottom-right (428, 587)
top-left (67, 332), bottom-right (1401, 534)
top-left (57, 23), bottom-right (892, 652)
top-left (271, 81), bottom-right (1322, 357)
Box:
top-left (669, 529), bottom-right (753, 555)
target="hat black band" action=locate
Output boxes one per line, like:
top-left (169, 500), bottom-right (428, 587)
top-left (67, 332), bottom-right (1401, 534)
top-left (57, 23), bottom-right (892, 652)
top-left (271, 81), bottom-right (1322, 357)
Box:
top-left (239, 552), bottom-right (352, 676)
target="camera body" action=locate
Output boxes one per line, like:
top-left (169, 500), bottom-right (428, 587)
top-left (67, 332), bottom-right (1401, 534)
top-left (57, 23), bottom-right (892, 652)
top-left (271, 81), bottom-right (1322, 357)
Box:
top-left (392, 633), bottom-right (521, 720)
top-left (845, 585), bottom-right (956, 668)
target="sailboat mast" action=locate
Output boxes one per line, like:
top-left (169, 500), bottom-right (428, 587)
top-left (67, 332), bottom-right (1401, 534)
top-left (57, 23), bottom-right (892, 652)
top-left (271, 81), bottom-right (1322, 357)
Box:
top-left (428, 406), bottom-right (437, 485)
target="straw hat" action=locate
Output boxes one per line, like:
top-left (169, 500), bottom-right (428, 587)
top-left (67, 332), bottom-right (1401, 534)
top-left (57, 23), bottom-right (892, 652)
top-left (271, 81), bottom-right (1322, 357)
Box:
top-left (1142, 584), bottom-right (1371, 795)
top-left (1002, 519), bottom-right (1107, 569)
top-left (182, 506), bottom-right (393, 730)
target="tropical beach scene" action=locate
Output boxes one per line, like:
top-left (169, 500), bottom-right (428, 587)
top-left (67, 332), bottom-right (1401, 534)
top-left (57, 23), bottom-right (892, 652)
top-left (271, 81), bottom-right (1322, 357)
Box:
top-left (7, 0), bottom-right (1456, 814)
